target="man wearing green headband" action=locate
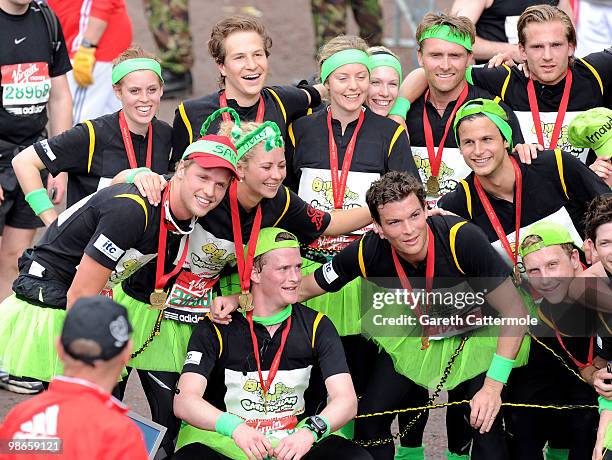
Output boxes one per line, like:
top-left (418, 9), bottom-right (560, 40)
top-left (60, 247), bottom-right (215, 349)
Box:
top-left (439, 98), bottom-right (608, 268)
top-left (174, 227), bottom-right (370, 460)
top-left (506, 221), bottom-right (601, 459)
top-left (405, 12), bottom-right (524, 210)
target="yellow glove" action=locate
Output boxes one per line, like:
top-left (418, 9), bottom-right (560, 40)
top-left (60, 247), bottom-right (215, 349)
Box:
top-left (72, 46), bottom-right (96, 87)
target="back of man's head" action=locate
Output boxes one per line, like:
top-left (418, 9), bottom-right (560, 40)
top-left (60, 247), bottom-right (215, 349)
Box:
top-left (60, 296), bottom-right (132, 373)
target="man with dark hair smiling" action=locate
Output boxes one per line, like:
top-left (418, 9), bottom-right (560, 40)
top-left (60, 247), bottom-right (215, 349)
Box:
top-left (213, 171), bottom-right (529, 459)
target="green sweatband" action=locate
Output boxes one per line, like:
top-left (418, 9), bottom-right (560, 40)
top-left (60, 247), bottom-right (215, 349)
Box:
top-left (126, 167), bottom-right (152, 184)
top-left (112, 58), bottom-right (163, 85)
top-left (369, 53), bottom-right (403, 81)
top-left (297, 415), bottom-right (331, 443)
top-left (599, 396), bottom-right (612, 414)
top-left (215, 412), bottom-right (244, 437)
top-left (454, 98), bottom-right (514, 150)
top-left (321, 49), bottom-right (371, 83)
top-left (25, 188), bottom-right (53, 216)
top-left (388, 97), bottom-right (411, 119)
top-left (486, 353), bottom-right (515, 384)
top-left (418, 25), bottom-right (473, 52)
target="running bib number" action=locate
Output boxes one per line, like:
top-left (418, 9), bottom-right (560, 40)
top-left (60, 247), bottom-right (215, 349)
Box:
top-left (1, 62), bottom-right (51, 115)
top-left (163, 271), bottom-right (217, 324)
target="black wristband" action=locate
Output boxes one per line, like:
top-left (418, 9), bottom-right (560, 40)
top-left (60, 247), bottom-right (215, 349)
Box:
top-left (297, 81), bottom-right (322, 109)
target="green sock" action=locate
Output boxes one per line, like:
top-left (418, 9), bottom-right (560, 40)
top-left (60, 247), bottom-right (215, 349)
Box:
top-left (545, 446), bottom-right (569, 460)
top-left (445, 450), bottom-right (470, 460)
top-left (395, 445), bottom-right (425, 460)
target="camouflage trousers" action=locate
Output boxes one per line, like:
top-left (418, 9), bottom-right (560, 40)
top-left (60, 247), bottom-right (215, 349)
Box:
top-left (143, 0), bottom-right (194, 73)
top-left (311, 0), bottom-right (383, 52)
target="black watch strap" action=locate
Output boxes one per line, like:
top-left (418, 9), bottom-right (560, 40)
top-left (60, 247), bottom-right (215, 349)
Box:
top-left (81, 39), bottom-right (98, 49)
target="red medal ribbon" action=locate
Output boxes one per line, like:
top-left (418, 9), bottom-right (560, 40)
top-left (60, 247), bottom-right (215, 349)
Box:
top-left (154, 184), bottom-right (190, 291)
top-left (220, 92), bottom-right (265, 123)
top-left (327, 108), bottom-right (365, 209)
top-left (246, 311), bottom-right (292, 402)
top-left (473, 157), bottom-right (522, 268)
top-left (423, 83), bottom-right (469, 178)
top-left (555, 331), bottom-right (594, 369)
top-left (118, 110), bottom-right (152, 169)
top-left (391, 225), bottom-right (435, 321)
top-left (229, 181), bottom-right (263, 294)
top-left (526, 69), bottom-right (572, 150)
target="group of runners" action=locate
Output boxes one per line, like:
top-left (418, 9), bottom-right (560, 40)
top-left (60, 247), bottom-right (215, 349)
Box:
top-left (0, 2), bottom-right (612, 460)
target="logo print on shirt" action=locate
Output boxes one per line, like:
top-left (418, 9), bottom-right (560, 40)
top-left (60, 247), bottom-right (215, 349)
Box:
top-left (93, 234), bottom-right (125, 262)
top-left (14, 405), bottom-right (59, 439)
top-left (184, 351), bottom-right (202, 366)
top-left (311, 177), bottom-right (359, 207)
top-left (306, 205), bottom-right (325, 232)
top-left (14, 37), bottom-right (26, 45)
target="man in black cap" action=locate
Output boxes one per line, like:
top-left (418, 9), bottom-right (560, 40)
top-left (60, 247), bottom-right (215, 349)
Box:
top-left (0, 296), bottom-right (148, 460)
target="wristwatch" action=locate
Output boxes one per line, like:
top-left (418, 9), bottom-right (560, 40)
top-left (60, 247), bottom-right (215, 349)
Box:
top-left (81, 39), bottom-right (98, 49)
top-left (304, 415), bottom-right (327, 441)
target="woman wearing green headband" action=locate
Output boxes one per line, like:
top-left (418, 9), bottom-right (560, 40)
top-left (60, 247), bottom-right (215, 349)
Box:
top-left (12, 46), bottom-right (171, 224)
top-left (367, 46), bottom-right (402, 116)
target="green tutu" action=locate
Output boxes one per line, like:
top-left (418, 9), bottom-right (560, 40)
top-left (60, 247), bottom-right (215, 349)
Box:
top-left (112, 284), bottom-right (193, 372)
top-left (176, 423), bottom-right (256, 459)
top-left (0, 294), bottom-right (64, 381)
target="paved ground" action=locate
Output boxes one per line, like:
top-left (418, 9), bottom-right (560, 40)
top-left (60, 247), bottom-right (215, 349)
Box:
top-left (0, 0), bottom-right (458, 457)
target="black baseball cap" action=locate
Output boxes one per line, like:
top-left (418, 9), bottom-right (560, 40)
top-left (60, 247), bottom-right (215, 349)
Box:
top-left (61, 296), bottom-right (133, 366)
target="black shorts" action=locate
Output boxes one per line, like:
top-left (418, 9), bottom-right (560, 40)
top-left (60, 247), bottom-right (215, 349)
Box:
top-left (0, 168), bottom-right (44, 235)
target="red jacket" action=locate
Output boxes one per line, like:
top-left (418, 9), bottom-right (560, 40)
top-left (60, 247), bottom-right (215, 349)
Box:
top-left (47, 0), bottom-right (132, 62)
top-left (0, 376), bottom-right (148, 460)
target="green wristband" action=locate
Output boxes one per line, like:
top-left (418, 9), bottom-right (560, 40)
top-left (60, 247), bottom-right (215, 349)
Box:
top-left (215, 412), bottom-right (244, 438)
top-left (599, 396), bottom-right (612, 414)
top-left (25, 188), bottom-right (54, 216)
top-left (486, 353), bottom-right (515, 384)
top-left (126, 167), bottom-right (152, 184)
top-left (388, 97), bottom-right (411, 119)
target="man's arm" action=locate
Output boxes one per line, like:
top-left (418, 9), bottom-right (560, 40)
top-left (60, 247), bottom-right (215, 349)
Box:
top-left (46, 74), bottom-right (72, 204)
top-left (323, 207), bottom-right (372, 236)
top-left (67, 254), bottom-right (113, 308)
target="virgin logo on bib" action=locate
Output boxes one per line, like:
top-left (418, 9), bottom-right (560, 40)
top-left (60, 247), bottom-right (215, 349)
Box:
top-left (1, 62), bottom-right (51, 116)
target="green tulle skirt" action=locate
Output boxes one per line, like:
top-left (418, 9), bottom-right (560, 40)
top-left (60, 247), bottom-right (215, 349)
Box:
top-left (0, 294), bottom-right (65, 381)
top-left (112, 284), bottom-right (193, 372)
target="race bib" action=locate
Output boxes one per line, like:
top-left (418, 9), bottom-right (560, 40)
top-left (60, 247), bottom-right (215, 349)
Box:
top-left (515, 110), bottom-right (589, 163)
top-left (162, 270), bottom-right (217, 324)
top-left (181, 226), bottom-right (236, 279)
top-left (1, 62), bottom-right (51, 115)
top-left (411, 146), bottom-right (471, 209)
top-left (504, 16), bottom-right (520, 44)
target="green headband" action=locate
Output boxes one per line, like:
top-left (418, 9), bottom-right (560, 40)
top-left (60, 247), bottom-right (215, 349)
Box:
top-left (246, 227), bottom-right (300, 258)
top-left (181, 139), bottom-right (237, 166)
top-left (369, 53), bottom-right (403, 82)
top-left (418, 25), bottom-right (473, 52)
top-left (111, 58), bottom-right (163, 85)
top-left (453, 98), bottom-right (514, 150)
top-left (236, 121), bottom-right (284, 161)
top-left (518, 221), bottom-right (575, 258)
top-left (200, 107), bottom-right (243, 141)
top-left (320, 49), bottom-right (371, 83)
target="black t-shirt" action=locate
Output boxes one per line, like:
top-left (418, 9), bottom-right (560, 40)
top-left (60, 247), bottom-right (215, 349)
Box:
top-left (13, 183), bottom-right (191, 307)
top-left (286, 106), bottom-right (419, 194)
top-left (0, 3), bottom-right (71, 151)
top-left (438, 151), bottom-right (609, 266)
top-left (474, 0), bottom-right (558, 64)
top-left (33, 112), bottom-right (172, 206)
top-left (469, 52), bottom-right (612, 161)
top-left (314, 215), bottom-right (510, 293)
top-left (122, 186), bottom-right (332, 308)
top-left (182, 304), bottom-right (349, 425)
top-left (171, 86), bottom-right (315, 169)
top-left (407, 84), bottom-right (524, 205)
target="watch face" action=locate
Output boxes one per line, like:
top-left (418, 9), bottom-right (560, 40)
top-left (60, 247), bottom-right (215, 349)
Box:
top-left (310, 415), bottom-right (327, 432)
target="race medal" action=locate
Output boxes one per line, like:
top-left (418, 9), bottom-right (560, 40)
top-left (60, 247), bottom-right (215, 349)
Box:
top-left (149, 289), bottom-right (168, 310)
top-left (421, 336), bottom-right (430, 350)
top-left (426, 176), bottom-right (440, 196)
top-left (238, 291), bottom-right (254, 313)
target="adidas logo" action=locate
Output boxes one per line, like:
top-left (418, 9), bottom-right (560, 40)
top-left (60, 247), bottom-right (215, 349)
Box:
top-left (13, 405), bottom-right (60, 439)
